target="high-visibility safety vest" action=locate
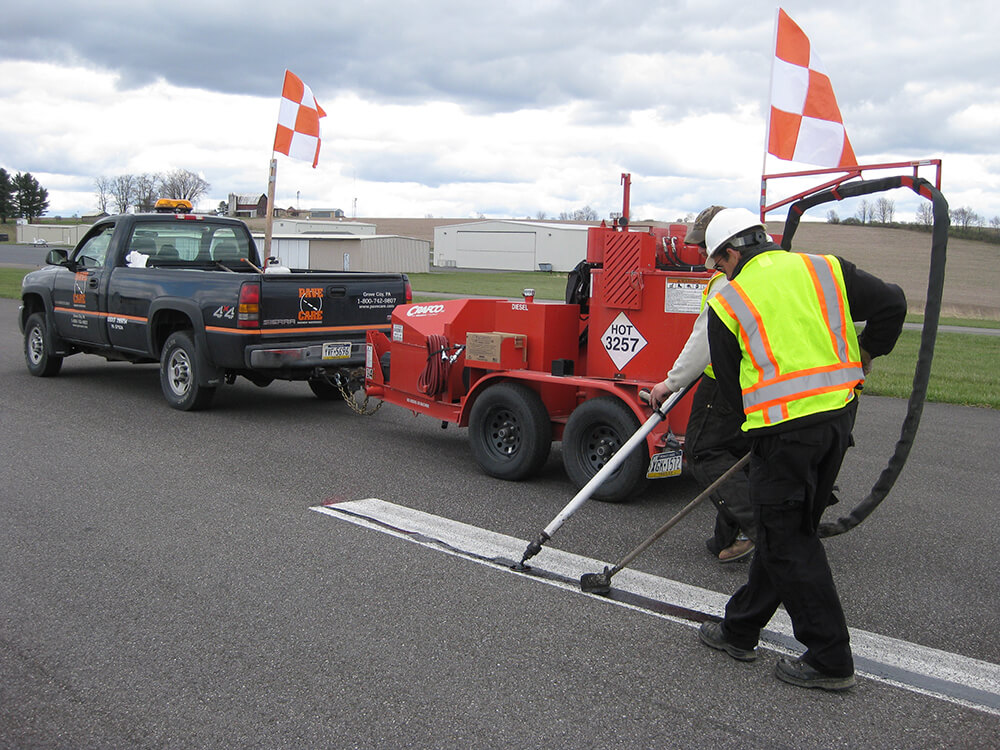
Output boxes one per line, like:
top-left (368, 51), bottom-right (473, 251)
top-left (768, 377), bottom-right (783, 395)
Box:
top-left (707, 251), bottom-right (864, 431)
top-left (701, 272), bottom-right (727, 380)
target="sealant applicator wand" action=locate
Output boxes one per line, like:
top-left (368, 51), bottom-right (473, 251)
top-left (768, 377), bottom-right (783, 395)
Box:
top-left (516, 533), bottom-right (549, 570)
top-left (513, 380), bottom-right (698, 571)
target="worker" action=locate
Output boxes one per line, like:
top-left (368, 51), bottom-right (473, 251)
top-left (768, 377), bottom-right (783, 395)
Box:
top-left (696, 207), bottom-right (905, 691)
top-left (649, 205), bottom-right (756, 563)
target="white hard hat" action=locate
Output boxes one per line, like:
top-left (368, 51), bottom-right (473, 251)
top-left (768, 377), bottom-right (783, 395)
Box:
top-left (704, 208), bottom-right (766, 259)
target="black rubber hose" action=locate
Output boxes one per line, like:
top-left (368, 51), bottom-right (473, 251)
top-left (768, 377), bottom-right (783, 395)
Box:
top-left (778, 176), bottom-right (948, 537)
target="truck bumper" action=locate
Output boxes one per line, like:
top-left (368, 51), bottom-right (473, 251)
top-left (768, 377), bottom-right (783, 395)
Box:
top-left (246, 341), bottom-right (365, 370)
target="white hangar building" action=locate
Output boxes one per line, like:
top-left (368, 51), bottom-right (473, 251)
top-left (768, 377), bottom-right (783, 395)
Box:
top-left (433, 220), bottom-right (591, 272)
top-left (253, 233), bottom-right (430, 274)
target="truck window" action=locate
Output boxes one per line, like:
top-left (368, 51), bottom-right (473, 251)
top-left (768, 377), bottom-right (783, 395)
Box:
top-left (127, 221), bottom-right (251, 264)
top-left (208, 228), bottom-right (249, 262)
top-left (74, 225), bottom-right (115, 268)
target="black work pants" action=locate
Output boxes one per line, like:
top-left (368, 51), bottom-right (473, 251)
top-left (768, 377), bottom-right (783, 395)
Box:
top-left (721, 400), bottom-right (857, 677)
top-left (685, 376), bottom-right (755, 552)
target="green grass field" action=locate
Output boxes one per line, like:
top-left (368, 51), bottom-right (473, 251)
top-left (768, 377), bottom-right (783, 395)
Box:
top-left (0, 267), bottom-right (26, 298)
top-left (406, 270), bottom-right (569, 300)
top-left (4, 266), bottom-right (996, 408)
top-left (862, 328), bottom-right (1000, 408)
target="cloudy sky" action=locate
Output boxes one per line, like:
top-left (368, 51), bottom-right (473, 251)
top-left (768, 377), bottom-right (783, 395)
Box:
top-left (2, 0), bottom-right (997, 225)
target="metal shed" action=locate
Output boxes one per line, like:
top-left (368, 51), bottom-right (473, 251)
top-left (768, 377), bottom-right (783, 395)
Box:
top-left (255, 233), bottom-right (430, 274)
top-left (270, 219), bottom-right (375, 235)
top-left (432, 220), bottom-right (590, 272)
top-left (16, 223), bottom-right (91, 246)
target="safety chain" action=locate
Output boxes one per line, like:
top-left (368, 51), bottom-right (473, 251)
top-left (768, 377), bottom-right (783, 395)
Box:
top-left (337, 377), bottom-right (383, 416)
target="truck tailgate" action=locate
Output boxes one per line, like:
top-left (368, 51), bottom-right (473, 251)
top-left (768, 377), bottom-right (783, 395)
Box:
top-left (258, 272), bottom-right (405, 333)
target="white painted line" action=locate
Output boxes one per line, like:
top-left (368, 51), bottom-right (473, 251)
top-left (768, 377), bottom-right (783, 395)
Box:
top-left (312, 498), bottom-right (1000, 716)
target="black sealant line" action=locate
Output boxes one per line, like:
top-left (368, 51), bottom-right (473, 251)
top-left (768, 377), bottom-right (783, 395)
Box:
top-left (323, 503), bottom-right (999, 714)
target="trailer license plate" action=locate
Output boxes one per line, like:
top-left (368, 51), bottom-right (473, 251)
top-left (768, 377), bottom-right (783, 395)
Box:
top-left (647, 449), bottom-right (683, 479)
top-left (322, 342), bottom-right (352, 359)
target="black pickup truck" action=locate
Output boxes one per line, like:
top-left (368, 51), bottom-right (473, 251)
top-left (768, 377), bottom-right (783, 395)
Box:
top-left (19, 212), bottom-right (411, 410)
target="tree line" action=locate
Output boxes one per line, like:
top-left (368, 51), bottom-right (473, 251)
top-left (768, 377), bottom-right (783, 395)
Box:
top-left (0, 169), bottom-right (50, 222)
top-left (94, 169), bottom-right (210, 214)
top-left (828, 197), bottom-right (1000, 238)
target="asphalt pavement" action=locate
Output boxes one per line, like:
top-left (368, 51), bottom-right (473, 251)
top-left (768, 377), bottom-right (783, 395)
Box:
top-left (1, 296), bottom-right (998, 748)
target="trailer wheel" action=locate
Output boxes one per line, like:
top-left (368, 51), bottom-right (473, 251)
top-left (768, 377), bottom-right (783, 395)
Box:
top-left (24, 312), bottom-right (63, 377)
top-left (160, 331), bottom-right (215, 411)
top-left (469, 382), bottom-right (551, 481)
top-left (563, 397), bottom-right (647, 503)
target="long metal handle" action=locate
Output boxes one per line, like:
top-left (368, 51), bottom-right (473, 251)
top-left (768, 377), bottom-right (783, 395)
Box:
top-left (608, 451), bottom-right (750, 577)
top-left (541, 381), bottom-right (695, 539)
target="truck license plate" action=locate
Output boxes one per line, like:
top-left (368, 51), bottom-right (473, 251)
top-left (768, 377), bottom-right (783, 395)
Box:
top-left (647, 449), bottom-right (683, 479)
top-left (322, 341), bottom-right (352, 359)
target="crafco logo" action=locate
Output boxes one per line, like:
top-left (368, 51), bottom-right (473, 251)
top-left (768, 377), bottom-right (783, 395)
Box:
top-left (406, 304), bottom-right (446, 317)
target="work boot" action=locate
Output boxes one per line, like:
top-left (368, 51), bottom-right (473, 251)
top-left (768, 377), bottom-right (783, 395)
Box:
top-left (775, 656), bottom-right (856, 691)
top-left (698, 621), bottom-right (758, 662)
top-left (718, 535), bottom-right (754, 563)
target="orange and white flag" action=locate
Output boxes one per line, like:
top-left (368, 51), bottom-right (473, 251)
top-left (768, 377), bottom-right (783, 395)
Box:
top-left (767, 9), bottom-right (856, 168)
top-left (273, 70), bottom-right (327, 168)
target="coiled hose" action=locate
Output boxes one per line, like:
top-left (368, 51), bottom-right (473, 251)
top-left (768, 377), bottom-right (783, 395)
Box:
top-left (780, 175), bottom-right (948, 537)
top-left (417, 334), bottom-right (452, 396)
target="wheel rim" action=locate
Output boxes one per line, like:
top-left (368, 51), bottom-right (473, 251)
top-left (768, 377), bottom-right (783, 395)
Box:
top-left (580, 425), bottom-right (623, 474)
top-left (27, 326), bottom-right (45, 365)
top-left (166, 348), bottom-right (192, 397)
top-left (483, 406), bottom-right (521, 459)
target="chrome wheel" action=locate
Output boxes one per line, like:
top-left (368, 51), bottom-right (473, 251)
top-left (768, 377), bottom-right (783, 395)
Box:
top-left (27, 325), bottom-right (45, 366)
top-left (166, 347), bottom-right (193, 397)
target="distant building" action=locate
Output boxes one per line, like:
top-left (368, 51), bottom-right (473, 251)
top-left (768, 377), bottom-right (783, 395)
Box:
top-left (254, 232), bottom-right (429, 274)
top-left (433, 220), bottom-right (591, 271)
top-left (227, 193), bottom-right (268, 218)
top-left (269, 219), bottom-right (375, 236)
top-left (309, 207), bottom-right (346, 219)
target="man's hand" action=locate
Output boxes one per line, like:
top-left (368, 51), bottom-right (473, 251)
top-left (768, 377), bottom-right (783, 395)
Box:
top-left (649, 381), bottom-right (674, 411)
top-left (860, 347), bottom-right (873, 376)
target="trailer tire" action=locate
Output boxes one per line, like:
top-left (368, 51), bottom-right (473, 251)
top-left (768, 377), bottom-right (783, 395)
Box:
top-left (563, 396), bottom-right (647, 503)
top-left (160, 331), bottom-right (215, 411)
top-left (24, 312), bottom-right (63, 377)
top-left (469, 382), bottom-right (551, 481)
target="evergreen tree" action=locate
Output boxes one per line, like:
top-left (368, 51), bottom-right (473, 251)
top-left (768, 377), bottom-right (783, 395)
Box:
top-left (14, 172), bottom-right (49, 221)
top-left (0, 168), bottom-right (13, 223)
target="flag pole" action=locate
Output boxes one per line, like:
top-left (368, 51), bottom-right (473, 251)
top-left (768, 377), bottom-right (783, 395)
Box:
top-left (761, 8), bottom-right (780, 222)
top-left (264, 156), bottom-right (277, 262)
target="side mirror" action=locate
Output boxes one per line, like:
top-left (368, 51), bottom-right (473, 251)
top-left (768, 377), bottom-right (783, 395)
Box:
top-left (46, 248), bottom-right (70, 266)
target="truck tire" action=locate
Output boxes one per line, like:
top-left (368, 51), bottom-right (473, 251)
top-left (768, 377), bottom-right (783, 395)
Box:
top-left (562, 396), bottom-right (647, 503)
top-left (469, 381), bottom-right (551, 481)
top-left (160, 331), bottom-right (216, 411)
top-left (23, 312), bottom-right (63, 377)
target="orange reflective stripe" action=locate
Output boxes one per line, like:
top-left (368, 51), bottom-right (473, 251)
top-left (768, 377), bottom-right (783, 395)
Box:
top-left (713, 289), bottom-right (768, 382)
top-left (748, 379), bottom-right (859, 416)
top-left (744, 363), bottom-right (864, 411)
top-left (802, 254), bottom-right (852, 363)
top-left (742, 360), bottom-right (862, 400)
top-left (802, 255), bottom-right (840, 358)
top-left (746, 289), bottom-right (781, 379)
top-left (825, 255), bottom-right (851, 360)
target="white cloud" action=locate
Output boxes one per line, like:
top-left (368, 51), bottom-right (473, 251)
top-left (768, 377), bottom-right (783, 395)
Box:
top-left (0, 1), bottom-right (997, 223)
